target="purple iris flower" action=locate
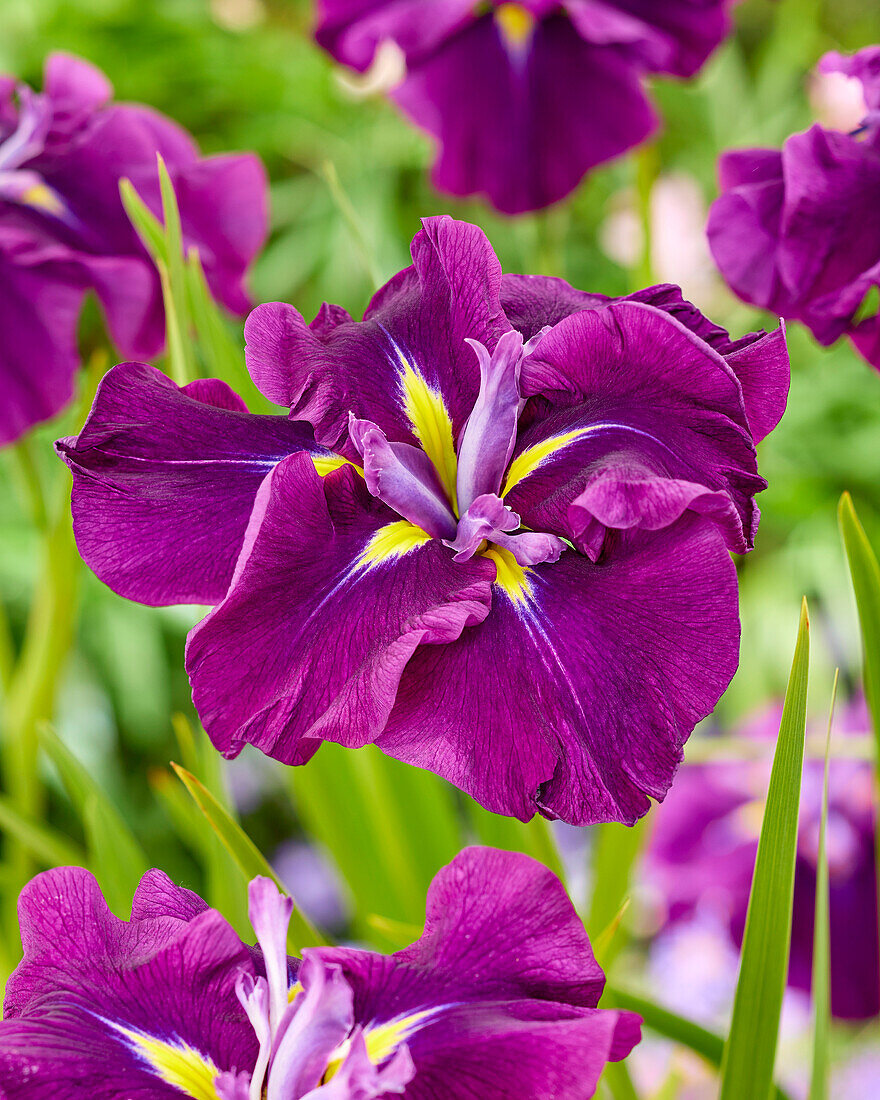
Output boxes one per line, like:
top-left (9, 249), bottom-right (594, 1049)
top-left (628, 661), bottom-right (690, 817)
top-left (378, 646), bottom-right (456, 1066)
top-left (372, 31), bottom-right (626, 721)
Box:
top-left (0, 847), bottom-right (641, 1097)
top-left (708, 47), bottom-right (880, 371)
top-left (0, 52), bottom-right (267, 446)
top-left (643, 698), bottom-right (879, 1020)
top-left (315, 1), bottom-right (734, 214)
top-left (58, 216), bottom-right (789, 826)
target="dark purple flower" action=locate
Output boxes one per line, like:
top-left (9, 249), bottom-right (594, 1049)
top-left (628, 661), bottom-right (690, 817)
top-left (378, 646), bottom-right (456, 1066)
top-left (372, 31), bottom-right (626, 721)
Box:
top-left (708, 47), bottom-right (880, 371)
top-left (315, 1), bottom-right (733, 214)
top-left (0, 52), bottom-right (267, 446)
top-left (58, 216), bottom-right (788, 826)
top-left (0, 847), bottom-right (641, 1098)
top-left (643, 698), bottom-right (879, 1021)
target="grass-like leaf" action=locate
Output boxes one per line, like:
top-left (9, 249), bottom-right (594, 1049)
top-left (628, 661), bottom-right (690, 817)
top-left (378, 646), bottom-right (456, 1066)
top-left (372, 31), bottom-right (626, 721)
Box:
top-left (171, 762), bottom-right (326, 952)
top-left (606, 986), bottom-right (792, 1100)
top-left (838, 493), bottom-right (880, 765)
top-left (587, 817), bottom-right (649, 962)
top-left (0, 796), bottom-right (85, 868)
top-left (38, 723), bottom-right (150, 915)
top-left (809, 670), bottom-right (838, 1100)
top-left (720, 598), bottom-right (810, 1099)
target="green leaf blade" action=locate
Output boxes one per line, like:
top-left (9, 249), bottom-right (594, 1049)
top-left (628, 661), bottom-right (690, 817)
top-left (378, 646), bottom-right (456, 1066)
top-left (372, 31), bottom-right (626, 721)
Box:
top-left (171, 762), bottom-right (326, 953)
top-left (720, 599), bottom-right (810, 1100)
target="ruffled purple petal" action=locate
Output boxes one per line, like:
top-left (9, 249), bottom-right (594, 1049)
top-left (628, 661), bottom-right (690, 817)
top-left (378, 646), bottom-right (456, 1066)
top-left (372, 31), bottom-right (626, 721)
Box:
top-left (569, 0), bottom-right (731, 79)
top-left (392, 13), bottom-right (656, 214)
top-left (245, 216), bottom-right (508, 451)
top-left (58, 362), bottom-right (323, 606)
top-left (186, 454), bottom-right (494, 763)
top-left (377, 518), bottom-right (739, 825)
top-left (315, 0), bottom-right (475, 70)
top-left (0, 867), bottom-right (257, 1097)
top-left (0, 239), bottom-right (84, 445)
top-left (512, 301), bottom-right (765, 553)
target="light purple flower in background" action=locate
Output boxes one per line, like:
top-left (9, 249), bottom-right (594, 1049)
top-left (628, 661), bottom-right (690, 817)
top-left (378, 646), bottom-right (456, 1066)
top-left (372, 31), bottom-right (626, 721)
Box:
top-left (643, 697), bottom-right (879, 1020)
top-left (0, 51), bottom-right (267, 446)
top-left (59, 215), bottom-right (789, 826)
top-left (315, 1), bottom-right (733, 214)
top-left (0, 847), bottom-right (641, 1098)
top-left (708, 47), bottom-right (880, 372)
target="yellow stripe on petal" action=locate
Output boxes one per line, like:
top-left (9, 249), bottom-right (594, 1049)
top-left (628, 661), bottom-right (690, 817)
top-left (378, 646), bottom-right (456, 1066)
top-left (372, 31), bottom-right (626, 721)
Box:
top-left (312, 454), bottom-right (361, 477)
top-left (502, 428), bottom-right (594, 496)
top-left (398, 361), bottom-right (458, 513)
top-left (495, 3), bottom-right (535, 48)
top-left (324, 1009), bottom-right (437, 1082)
top-left (118, 1027), bottom-right (221, 1100)
top-left (483, 544), bottom-right (533, 606)
top-left (358, 520), bottom-right (432, 570)
top-left (21, 183), bottom-right (64, 214)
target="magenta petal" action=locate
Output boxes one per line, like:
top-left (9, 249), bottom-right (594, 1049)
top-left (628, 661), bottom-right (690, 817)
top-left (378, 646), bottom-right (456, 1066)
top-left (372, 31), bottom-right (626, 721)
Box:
top-left (378, 517), bottom-right (739, 825)
top-left (0, 867), bottom-right (257, 1098)
top-left (393, 14), bottom-right (656, 214)
top-left (58, 362), bottom-right (321, 606)
top-left (246, 216), bottom-right (508, 451)
top-left (186, 454), bottom-right (494, 763)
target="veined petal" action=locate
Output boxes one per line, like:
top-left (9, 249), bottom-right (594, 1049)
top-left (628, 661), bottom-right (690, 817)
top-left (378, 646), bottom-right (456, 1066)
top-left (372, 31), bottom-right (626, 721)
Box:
top-left (392, 14), bottom-right (656, 214)
top-left (0, 867), bottom-right (257, 1098)
top-left (186, 454), bottom-right (494, 764)
top-left (245, 216), bottom-right (508, 454)
top-left (58, 363), bottom-right (328, 606)
top-left (377, 517), bottom-right (739, 825)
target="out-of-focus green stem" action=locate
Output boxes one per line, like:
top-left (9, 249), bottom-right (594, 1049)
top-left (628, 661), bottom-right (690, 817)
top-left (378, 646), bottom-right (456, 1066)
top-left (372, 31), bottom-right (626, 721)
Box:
top-left (602, 1061), bottom-right (640, 1100)
top-left (10, 435), bottom-right (49, 532)
top-left (1, 355), bottom-right (102, 911)
top-left (321, 160), bottom-right (383, 291)
top-left (633, 142), bottom-right (660, 290)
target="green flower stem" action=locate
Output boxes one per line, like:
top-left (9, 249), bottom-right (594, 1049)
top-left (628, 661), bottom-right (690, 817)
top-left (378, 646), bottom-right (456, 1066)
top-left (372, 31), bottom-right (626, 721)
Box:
top-left (632, 142), bottom-right (660, 291)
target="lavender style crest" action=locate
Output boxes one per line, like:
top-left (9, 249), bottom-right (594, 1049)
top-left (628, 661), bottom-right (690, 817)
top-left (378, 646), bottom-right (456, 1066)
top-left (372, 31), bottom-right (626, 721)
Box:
top-left (58, 216), bottom-right (790, 826)
top-left (0, 52), bottom-right (267, 445)
top-left (0, 848), bottom-right (641, 1098)
top-left (315, 0), bottom-right (734, 214)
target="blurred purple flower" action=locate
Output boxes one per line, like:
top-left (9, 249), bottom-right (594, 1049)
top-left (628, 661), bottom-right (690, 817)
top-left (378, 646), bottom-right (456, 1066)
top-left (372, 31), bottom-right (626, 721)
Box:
top-left (643, 697), bottom-right (879, 1020)
top-left (0, 848), bottom-right (640, 1098)
top-left (273, 840), bottom-right (351, 931)
top-left (59, 216), bottom-right (788, 826)
top-left (315, 1), bottom-right (733, 214)
top-left (708, 47), bottom-right (880, 371)
top-left (0, 52), bottom-right (267, 445)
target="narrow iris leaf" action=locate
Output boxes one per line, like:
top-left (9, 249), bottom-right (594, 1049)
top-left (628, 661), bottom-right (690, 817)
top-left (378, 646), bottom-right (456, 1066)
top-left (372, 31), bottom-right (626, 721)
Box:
top-left (587, 818), bottom-right (649, 961)
top-left (118, 177), bottom-right (167, 262)
top-left (606, 987), bottom-right (793, 1100)
top-left (37, 723), bottom-right (150, 916)
top-left (720, 599), bottom-right (810, 1100)
top-left (0, 795), bottom-right (85, 868)
top-left (82, 792), bottom-right (150, 917)
top-left (171, 762), bottom-right (327, 952)
top-left (808, 671), bottom-right (838, 1100)
top-left (838, 493), bottom-right (880, 765)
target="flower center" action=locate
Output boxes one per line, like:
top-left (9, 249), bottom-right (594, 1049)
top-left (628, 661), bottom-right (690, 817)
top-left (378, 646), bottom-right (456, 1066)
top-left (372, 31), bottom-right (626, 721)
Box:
top-left (494, 3), bottom-right (536, 50)
top-left (0, 86), bottom-right (66, 216)
top-left (222, 878), bottom-right (420, 1100)
top-left (348, 328), bottom-right (565, 570)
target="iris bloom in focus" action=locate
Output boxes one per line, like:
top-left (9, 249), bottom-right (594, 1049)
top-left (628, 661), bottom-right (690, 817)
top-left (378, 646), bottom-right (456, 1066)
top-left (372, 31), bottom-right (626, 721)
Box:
top-left (643, 698), bottom-right (879, 1020)
top-left (315, 1), bottom-right (734, 214)
top-left (0, 847), bottom-right (640, 1098)
top-left (59, 215), bottom-right (788, 826)
top-left (0, 52), bottom-right (267, 445)
top-left (708, 47), bottom-right (880, 372)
